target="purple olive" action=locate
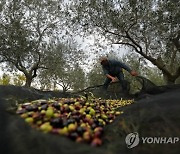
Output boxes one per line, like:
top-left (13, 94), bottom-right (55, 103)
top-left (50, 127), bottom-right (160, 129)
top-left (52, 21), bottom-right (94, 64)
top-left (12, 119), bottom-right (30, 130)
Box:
top-left (16, 108), bottom-right (27, 114)
top-left (50, 117), bottom-right (63, 128)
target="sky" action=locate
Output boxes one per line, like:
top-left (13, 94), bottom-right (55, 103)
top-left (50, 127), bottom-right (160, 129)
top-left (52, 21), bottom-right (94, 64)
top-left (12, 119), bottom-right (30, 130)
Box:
top-left (0, 68), bottom-right (3, 76)
top-left (74, 34), bottom-right (128, 72)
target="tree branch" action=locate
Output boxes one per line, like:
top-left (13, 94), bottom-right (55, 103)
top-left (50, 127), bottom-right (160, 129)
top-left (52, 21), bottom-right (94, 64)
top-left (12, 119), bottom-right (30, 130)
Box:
top-left (55, 80), bottom-right (71, 92)
top-left (104, 29), bottom-right (127, 38)
top-left (113, 41), bottom-right (173, 78)
top-left (17, 56), bottom-right (27, 72)
top-left (14, 61), bottom-right (28, 76)
top-left (97, 24), bottom-right (127, 38)
top-left (127, 22), bottom-right (137, 32)
top-left (29, 51), bottom-right (41, 77)
top-left (113, 41), bottom-right (140, 53)
top-left (125, 31), bottom-right (143, 53)
top-left (171, 30), bottom-right (180, 52)
top-left (36, 21), bottom-right (59, 49)
top-left (170, 48), bottom-right (177, 70)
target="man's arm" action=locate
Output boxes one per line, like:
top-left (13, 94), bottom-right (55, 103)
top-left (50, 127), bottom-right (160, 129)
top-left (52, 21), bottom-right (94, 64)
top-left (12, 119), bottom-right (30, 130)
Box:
top-left (102, 67), bottom-right (116, 82)
top-left (106, 74), bottom-right (116, 82)
top-left (115, 60), bottom-right (138, 76)
top-left (115, 61), bottom-right (132, 72)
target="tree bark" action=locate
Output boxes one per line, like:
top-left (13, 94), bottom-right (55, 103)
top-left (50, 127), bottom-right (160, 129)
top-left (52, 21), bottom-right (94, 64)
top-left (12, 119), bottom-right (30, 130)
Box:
top-left (163, 74), bottom-right (176, 85)
top-left (25, 76), bottom-right (32, 87)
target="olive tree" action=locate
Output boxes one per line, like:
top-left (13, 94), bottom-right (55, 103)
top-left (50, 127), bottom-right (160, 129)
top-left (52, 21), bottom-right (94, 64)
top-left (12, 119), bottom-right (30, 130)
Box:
top-left (68, 0), bottom-right (180, 84)
top-left (38, 41), bottom-right (86, 92)
top-left (0, 0), bottom-right (64, 87)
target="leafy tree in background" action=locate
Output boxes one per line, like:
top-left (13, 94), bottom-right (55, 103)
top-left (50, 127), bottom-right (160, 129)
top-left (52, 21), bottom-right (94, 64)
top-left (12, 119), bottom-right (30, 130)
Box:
top-left (145, 67), bottom-right (165, 86)
top-left (87, 60), bottom-right (105, 87)
top-left (38, 41), bottom-right (86, 92)
top-left (68, 0), bottom-right (180, 84)
top-left (0, 0), bottom-right (64, 87)
top-left (12, 73), bottom-right (26, 86)
top-left (39, 63), bottom-right (86, 92)
top-left (0, 73), bottom-right (11, 85)
top-left (0, 73), bottom-right (26, 86)
top-left (70, 63), bottom-right (86, 91)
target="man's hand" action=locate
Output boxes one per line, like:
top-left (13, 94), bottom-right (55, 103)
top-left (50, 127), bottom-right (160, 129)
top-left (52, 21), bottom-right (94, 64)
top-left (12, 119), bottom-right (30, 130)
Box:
top-left (111, 77), bottom-right (117, 82)
top-left (106, 74), bottom-right (117, 82)
top-left (130, 70), bottom-right (138, 76)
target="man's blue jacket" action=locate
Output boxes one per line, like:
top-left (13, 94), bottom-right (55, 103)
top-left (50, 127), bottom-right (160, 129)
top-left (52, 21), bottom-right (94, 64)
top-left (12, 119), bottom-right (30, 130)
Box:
top-left (102, 59), bottom-right (132, 76)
